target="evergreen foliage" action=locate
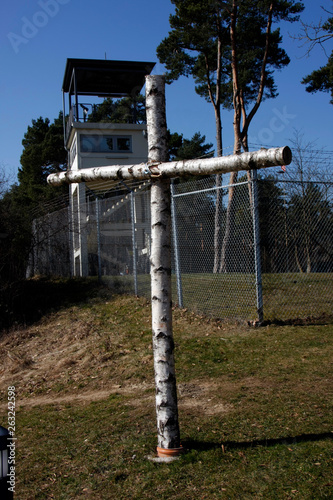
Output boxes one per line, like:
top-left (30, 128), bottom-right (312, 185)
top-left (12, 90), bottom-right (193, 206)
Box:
top-left (0, 112), bottom-right (68, 284)
top-left (88, 95), bottom-right (147, 124)
top-left (302, 52), bottom-right (333, 104)
top-left (301, 12), bottom-right (333, 103)
top-left (157, 0), bottom-right (303, 274)
top-left (157, 0), bottom-right (304, 153)
top-left (17, 112), bottom-right (67, 206)
top-left (173, 131), bottom-right (214, 160)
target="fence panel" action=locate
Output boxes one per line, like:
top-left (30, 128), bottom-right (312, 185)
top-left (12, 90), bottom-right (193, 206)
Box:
top-left (28, 206), bottom-right (71, 278)
top-left (30, 177), bottom-right (333, 323)
top-left (260, 178), bottom-right (333, 321)
top-left (171, 176), bottom-right (257, 320)
top-left (97, 187), bottom-right (151, 297)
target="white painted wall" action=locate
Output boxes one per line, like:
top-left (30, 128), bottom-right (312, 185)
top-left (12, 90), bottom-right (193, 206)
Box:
top-left (67, 122), bottom-right (148, 277)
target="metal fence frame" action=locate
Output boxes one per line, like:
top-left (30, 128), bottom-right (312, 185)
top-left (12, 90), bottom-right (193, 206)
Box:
top-left (30, 175), bottom-right (333, 323)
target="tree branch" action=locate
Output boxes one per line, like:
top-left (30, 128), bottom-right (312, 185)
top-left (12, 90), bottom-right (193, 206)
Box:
top-left (230, 0), bottom-right (241, 153)
top-left (242, 2), bottom-right (274, 141)
top-left (294, 12), bottom-right (333, 58)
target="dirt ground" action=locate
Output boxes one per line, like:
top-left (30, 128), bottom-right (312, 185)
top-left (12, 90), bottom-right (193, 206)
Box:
top-left (0, 307), bottom-right (235, 415)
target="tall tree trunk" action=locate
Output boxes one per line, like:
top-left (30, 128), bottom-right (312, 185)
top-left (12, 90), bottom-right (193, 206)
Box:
top-left (219, 171), bottom-right (237, 273)
top-left (305, 232), bottom-right (312, 273)
top-left (204, 30), bottom-right (224, 274)
top-left (219, 1), bottom-right (239, 273)
top-left (213, 106), bottom-right (223, 273)
top-left (220, 1), bottom-right (274, 273)
top-left (301, 194), bottom-right (312, 274)
top-left (294, 243), bottom-right (304, 273)
top-left (306, 241), bottom-right (312, 273)
top-left (145, 75), bottom-right (181, 452)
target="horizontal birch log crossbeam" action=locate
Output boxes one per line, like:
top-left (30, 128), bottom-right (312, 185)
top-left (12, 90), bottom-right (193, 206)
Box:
top-left (47, 145), bottom-right (292, 186)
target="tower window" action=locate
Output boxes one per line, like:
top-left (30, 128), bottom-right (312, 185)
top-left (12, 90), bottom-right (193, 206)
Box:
top-left (80, 135), bottom-right (132, 153)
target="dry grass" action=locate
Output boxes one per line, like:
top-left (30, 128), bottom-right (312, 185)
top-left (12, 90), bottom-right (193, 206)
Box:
top-left (0, 280), bottom-right (332, 499)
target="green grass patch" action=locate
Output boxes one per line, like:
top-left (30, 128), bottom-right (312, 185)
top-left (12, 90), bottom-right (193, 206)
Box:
top-left (0, 285), bottom-right (332, 499)
top-left (102, 272), bottom-right (333, 323)
top-left (12, 400), bottom-right (333, 499)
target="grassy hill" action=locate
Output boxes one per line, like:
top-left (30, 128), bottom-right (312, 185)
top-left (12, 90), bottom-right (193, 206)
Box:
top-left (0, 279), bottom-right (332, 499)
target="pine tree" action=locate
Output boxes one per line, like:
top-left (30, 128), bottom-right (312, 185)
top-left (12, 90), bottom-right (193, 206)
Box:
top-left (157, 0), bottom-right (304, 272)
top-left (299, 8), bottom-right (333, 103)
top-left (18, 112), bottom-right (67, 206)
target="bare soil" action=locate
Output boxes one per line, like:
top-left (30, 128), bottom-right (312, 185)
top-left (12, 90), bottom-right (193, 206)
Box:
top-left (1, 292), bottom-right (331, 422)
top-left (0, 304), bottom-right (234, 414)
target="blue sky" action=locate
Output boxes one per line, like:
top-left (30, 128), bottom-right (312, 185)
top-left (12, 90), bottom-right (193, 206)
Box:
top-left (1, 0), bottom-right (332, 181)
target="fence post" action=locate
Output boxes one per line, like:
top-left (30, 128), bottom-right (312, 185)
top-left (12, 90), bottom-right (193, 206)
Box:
top-left (130, 190), bottom-right (138, 296)
top-left (170, 179), bottom-right (184, 308)
top-left (146, 75), bottom-right (181, 455)
top-left (69, 193), bottom-right (75, 277)
top-left (251, 170), bottom-right (264, 323)
top-left (95, 197), bottom-right (102, 282)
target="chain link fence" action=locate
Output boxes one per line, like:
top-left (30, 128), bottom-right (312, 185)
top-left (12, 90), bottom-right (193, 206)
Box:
top-left (259, 177), bottom-right (333, 321)
top-left (171, 176), bottom-right (258, 320)
top-left (27, 206), bottom-right (71, 278)
top-left (30, 175), bottom-right (333, 323)
top-left (92, 184), bottom-right (151, 298)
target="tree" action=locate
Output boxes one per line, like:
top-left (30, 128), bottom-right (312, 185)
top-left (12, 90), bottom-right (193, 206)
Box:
top-left (157, 0), bottom-right (304, 272)
top-left (300, 6), bottom-right (333, 103)
top-left (0, 164), bottom-right (10, 199)
top-left (166, 130), bottom-right (184, 161)
top-left (88, 94), bottom-right (147, 124)
top-left (0, 112), bottom-right (68, 285)
top-left (257, 174), bottom-right (286, 273)
top-left (173, 131), bottom-right (213, 160)
top-left (0, 165), bottom-right (12, 281)
top-left (288, 183), bottom-right (333, 273)
top-left (284, 130), bottom-right (333, 273)
top-left (0, 184), bottom-right (32, 283)
top-left (158, 0), bottom-right (303, 152)
top-left (287, 129), bottom-right (332, 184)
top-left (157, 0), bottom-right (230, 271)
top-left (302, 52), bottom-right (333, 103)
top-left (168, 131), bottom-right (213, 163)
top-left (18, 112), bottom-right (67, 206)
top-left (157, 0), bottom-right (228, 272)
top-left (157, 0), bottom-right (228, 156)
top-left (219, 0), bottom-right (303, 272)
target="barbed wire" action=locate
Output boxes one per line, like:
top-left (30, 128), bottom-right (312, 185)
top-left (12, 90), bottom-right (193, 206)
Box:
top-left (25, 140), bottom-right (333, 220)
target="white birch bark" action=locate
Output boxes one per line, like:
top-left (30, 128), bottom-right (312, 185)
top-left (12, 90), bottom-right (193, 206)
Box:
top-left (47, 146), bottom-right (292, 186)
top-left (46, 74), bottom-right (293, 453)
top-left (146, 75), bottom-right (180, 450)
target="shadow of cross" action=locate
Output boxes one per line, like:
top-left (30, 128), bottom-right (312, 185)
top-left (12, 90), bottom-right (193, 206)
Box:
top-left (47, 74), bottom-right (292, 458)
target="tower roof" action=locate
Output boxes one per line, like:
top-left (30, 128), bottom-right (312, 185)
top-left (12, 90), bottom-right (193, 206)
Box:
top-left (62, 58), bottom-right (156, 98)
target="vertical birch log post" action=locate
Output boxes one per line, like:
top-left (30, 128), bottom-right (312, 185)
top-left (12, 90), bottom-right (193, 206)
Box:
top-left (145, 75), bottom-right (181, 455)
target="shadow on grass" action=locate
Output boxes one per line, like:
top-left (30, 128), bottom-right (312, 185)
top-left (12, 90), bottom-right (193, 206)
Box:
top-left (0, 276), bottom-right (112, 332)
top-left (183, 431), bottom-right (333, 453)
top-left (261, 313), bottom-right (333, 327)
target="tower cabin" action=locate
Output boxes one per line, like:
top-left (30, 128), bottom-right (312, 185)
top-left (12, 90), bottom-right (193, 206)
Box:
top-left (62, 58), bottom-right (155, 277)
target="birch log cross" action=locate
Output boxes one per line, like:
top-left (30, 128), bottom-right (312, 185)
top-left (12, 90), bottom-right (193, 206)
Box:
top-left (48, 75), bottom-right (292, 457)
top-left (146, 75), bottom-right (181, 454)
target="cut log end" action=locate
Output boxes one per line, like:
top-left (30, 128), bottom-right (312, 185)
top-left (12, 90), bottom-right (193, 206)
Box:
top-left (282, 145), bottom-right (292, 165)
